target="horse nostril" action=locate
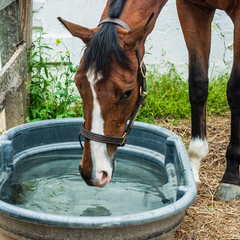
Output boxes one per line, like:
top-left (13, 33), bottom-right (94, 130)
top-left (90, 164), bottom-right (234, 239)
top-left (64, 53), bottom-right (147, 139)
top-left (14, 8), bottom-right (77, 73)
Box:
top-left (101, 171), bottom-right (108, 182)
top-left (92, 171), bottom-right (111, 187)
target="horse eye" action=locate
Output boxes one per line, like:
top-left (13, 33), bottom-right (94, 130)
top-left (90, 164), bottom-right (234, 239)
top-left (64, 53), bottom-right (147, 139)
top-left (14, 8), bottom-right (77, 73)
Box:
top-left (121, 89), bottom-right (133, 100)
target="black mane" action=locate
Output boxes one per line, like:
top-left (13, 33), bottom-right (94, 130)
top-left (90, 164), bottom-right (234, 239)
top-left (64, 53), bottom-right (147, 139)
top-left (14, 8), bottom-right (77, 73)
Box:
top-left (81, 0), bottom-right (132, 78)
top-left (108, 0), bottom-right (128, 18)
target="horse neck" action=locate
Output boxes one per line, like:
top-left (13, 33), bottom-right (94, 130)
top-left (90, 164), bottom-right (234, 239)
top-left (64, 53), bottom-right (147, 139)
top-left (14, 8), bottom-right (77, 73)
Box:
top-left (122, 0), bottom-right (166, 27)
top-left (101, 0), bottom-right (166, 28)
top-left (100, 0), bottom-right (167, 55)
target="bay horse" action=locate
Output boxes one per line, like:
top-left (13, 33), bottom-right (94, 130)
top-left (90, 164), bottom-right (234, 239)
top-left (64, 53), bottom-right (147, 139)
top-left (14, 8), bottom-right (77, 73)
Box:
top-left (176, 0), bottom-right (240, 195)
top-left (58, 0), bottom-right (240, 196)
top-left (58, 0), bottom-right (167, 188)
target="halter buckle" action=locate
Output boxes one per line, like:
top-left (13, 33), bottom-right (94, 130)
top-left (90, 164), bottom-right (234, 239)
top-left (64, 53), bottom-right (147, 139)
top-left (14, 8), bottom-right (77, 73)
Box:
top-left (120, 132), bottom-right (127, 146)
top-left (140, 60), bottom-right (147, 78)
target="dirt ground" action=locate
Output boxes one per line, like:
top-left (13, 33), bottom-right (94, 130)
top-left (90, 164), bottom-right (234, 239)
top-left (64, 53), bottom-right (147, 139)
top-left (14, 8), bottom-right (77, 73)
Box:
top-left (155, 114), bottom-right (240, 240)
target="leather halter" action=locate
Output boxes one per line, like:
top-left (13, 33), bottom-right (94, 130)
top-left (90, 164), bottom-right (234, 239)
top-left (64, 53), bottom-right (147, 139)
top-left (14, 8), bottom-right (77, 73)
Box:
top-left (78, 18), bottom-right (147, 148)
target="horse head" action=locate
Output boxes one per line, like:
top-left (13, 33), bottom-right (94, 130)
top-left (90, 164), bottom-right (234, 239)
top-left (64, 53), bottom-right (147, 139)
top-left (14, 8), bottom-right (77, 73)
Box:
top-left (58, 14), bottom-right (153, 187)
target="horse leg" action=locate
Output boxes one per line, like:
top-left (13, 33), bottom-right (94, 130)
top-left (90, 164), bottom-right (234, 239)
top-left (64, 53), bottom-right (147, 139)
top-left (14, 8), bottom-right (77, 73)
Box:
top-left (220, 7), bottom-right (240, 187)
top-left (176, 0), bottom-right (215, 184)
top-left (216, 6), bottom-right (240, 200)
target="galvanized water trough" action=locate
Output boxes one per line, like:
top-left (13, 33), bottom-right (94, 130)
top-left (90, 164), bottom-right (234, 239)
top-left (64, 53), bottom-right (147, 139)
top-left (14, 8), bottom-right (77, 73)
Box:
top-left (0, 118), bottom-right (196, 240)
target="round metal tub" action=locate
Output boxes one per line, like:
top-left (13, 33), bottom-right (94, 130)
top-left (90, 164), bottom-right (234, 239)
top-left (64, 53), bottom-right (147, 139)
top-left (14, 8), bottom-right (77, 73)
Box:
top-left (0, 118), bottom-right (197, 240)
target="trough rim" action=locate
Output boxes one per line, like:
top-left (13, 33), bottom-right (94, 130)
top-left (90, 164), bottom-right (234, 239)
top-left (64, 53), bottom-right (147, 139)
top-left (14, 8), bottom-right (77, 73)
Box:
top-left (0, 118), bottom-right (197, 229)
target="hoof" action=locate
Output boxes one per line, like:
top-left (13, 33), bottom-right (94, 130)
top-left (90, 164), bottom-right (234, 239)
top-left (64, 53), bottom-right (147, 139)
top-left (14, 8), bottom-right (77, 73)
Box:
top-left (216, 183), bottom-right (240, 201)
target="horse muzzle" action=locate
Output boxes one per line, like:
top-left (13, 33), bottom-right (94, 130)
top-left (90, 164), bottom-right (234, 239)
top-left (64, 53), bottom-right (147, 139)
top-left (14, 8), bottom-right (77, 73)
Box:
top-left (79, 158), bottom-right (116, 187)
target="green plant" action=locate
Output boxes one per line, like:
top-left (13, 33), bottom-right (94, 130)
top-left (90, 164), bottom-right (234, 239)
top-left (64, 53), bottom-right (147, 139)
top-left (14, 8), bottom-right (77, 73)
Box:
top-left (27, 28), bottom-right (82, 122)
top-left (137, 63), bottom-right (230, 123)
top-left (207, 72), bottom-right (230, 115)
top-left (137, 63), bottom-right (190, 123)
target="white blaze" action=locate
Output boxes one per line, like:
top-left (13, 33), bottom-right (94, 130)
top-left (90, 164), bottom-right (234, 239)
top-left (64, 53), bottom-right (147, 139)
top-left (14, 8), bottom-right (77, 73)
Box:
top-left (86, 70), bottom-right (112, 184)
top-left (188, 138), bottom-right (209, 183)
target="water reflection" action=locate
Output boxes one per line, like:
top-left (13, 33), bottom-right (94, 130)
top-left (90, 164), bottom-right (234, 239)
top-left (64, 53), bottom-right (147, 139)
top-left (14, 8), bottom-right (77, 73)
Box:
top-left (81, 205), bottom-right (111, 216)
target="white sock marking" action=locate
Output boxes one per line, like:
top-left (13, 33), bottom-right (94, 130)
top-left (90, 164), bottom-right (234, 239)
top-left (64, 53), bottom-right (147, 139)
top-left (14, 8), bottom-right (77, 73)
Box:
top-left (188, 138), bottom-right (209, 183)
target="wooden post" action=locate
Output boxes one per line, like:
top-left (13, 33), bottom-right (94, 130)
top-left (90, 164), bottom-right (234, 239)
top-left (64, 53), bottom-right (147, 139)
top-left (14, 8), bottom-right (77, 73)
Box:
top-left (19, 0), bottom-right (32, 50)
top-left (19, 0), bottom-right (32, 108)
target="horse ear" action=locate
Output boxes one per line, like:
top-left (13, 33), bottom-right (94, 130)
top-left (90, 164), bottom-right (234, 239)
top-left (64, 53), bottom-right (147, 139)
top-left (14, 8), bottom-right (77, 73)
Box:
top-left (124, 13), bottom-right (154, 49)
top-left (57, 17), bottom-right (96, 44)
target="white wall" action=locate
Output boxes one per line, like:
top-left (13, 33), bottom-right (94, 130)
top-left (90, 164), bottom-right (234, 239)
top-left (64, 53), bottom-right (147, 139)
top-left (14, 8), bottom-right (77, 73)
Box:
top-left (33, 0), bottom-right (234, 79)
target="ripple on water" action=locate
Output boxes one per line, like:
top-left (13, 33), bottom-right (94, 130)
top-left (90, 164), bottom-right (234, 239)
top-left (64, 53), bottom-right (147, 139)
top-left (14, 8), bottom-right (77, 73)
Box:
top-left (0, 151), bottom-right (174, 216)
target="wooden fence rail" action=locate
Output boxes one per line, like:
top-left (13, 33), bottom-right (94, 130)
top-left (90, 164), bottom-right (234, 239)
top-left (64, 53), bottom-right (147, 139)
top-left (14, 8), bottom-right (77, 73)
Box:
top-left (0, 0), bottom-right (15, 11)
top-left (0, 44), bottom-right (28, 130)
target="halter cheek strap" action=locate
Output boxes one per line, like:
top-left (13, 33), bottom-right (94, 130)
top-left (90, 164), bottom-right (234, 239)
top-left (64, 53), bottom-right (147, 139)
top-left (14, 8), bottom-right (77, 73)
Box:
top-left (78, 18), bottom-right (147, 148)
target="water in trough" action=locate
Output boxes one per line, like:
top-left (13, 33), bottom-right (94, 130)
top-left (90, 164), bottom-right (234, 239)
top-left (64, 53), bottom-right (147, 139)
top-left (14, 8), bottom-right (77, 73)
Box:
top-left (0, 150), bottom-right (175, 217)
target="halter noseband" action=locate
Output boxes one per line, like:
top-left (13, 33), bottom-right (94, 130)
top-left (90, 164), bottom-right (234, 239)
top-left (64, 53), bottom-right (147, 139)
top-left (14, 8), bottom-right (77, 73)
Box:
top-left (78, 18), bottom-right (147, 148)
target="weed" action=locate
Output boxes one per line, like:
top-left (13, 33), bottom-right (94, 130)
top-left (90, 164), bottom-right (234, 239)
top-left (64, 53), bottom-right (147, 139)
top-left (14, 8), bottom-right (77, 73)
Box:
top-left (137, 62), bottom-right (230, 123)
top-left (207, 72), bottom-right (230, 115)
top-left (209, 204), bottom-right (213, 211)
top-left (137, 63), bottom-right (190, 123)
top-left (27, 28), bottom-right (81, 122)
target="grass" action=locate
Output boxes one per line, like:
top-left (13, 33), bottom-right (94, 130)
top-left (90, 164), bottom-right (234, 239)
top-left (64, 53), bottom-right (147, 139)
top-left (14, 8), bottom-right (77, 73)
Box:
top-left (207, 72), bottom-right (229, 115)
top-left (137, 63), bottom-right (230, 123)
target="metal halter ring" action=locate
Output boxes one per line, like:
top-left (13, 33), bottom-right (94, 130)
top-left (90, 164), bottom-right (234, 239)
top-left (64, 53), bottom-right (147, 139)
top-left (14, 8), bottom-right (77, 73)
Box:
top-left (140, 86), bottom-right (148, 97)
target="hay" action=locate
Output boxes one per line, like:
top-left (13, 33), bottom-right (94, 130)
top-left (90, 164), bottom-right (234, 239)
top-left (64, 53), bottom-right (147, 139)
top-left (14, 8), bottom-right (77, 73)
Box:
top-left (155, 115), bottom-right (240, 240)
